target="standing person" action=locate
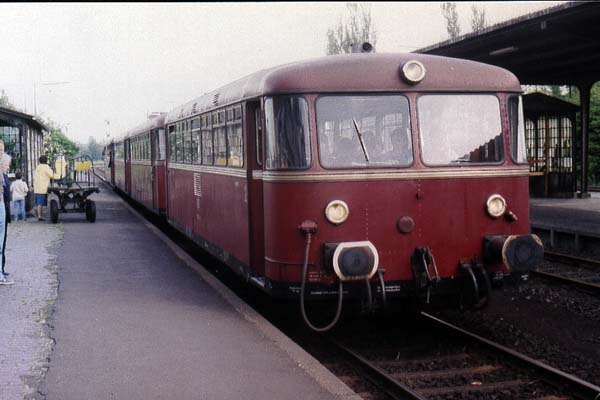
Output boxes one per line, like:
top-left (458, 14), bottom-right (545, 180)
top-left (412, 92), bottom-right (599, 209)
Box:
top-left (33, 155), bottom-right (60, 221)
top-left (3, 155), bottom-right (10, 224)
top-left (10, 171), bottom-right (28, 222)
top-left (1, 154), bottom-right (11, 279)
top-left (0, 141), bottom-right (13, 285)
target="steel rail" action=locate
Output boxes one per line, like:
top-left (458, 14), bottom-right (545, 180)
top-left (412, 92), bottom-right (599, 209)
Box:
top-left (327, 338), bottom-right (427, 400)
top-left (545, 250), bottom-right (600, 268)
top-left (531, 270), bottom-right (600, 295)
top-left (420, 312), bottom-right (600, 400)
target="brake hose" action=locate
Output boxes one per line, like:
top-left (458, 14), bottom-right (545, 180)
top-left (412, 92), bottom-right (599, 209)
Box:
top-left (299, 223), bottom-right (343, 333)
top-left (364, 277), bottom-right (373, 313)
top-left (377, 269), bottom-right (387, 309)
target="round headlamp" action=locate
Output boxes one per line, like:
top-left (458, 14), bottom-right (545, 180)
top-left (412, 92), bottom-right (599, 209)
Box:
top-left (486, 194), bottom-right (507, 218)
top-left (401, 60), bottom-right (426, 84)
top-left (325, 200), bottom-right (349, 225)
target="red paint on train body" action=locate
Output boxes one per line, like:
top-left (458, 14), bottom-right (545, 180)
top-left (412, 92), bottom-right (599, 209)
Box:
top-left (105, 52), bottom-right (543, 327)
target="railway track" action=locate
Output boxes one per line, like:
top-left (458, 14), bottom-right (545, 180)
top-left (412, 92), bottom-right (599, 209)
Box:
top-left (533, 251), bottom-right (600, 295)
top-left (324, 312), bottom-right (600, 400)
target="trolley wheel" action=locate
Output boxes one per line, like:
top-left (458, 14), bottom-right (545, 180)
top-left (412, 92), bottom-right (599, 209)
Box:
top-left (50, 200), bottom-right (59, 224)
top-left (85, 201), bottom-right (96, 223)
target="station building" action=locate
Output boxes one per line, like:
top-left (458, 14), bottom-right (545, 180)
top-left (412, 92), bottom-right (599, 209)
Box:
top-left (0, 106), bottom-right (48, 209)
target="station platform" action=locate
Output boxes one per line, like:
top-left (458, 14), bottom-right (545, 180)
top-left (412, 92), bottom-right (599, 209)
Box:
top-left (0, 183), bottom-right (358, 400)
top-left (530, 192), bottom-right (600, 237)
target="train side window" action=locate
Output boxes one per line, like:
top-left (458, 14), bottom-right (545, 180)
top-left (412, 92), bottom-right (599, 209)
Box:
top-left (255, 108), bottom-right (263, 166)
top-left (168, 125), bottom-right (176, 162)
top-left (174, 123), bottom-right (180, 162)
top-left (201, 127), bottom-right (214, 165)
top-left (147, 134), bottom-right (150, 161)
top-left (156, 129), bottom-right (166, 161)
top-left (177, 122), bottom-right (184, 163)
top-left (191, 118), bottom-right (200, 164)
top-left (419, 94), bottom-right (503, 165)
top-left (184, 122), bottom-right (192, 163)
top-left (227, 119), bottom-right (243, 167)
top-left (145, 133), bottom-right (150, 161)
top-left (214, 126), bottom-right (227, 166)
top-left (264, 96), bottom-right (311, 170)
top-left (508, 96), bottom-right (527, 164)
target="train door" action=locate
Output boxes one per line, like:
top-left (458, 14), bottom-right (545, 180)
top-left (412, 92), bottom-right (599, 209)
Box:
top-left (246, 101), bottom-right (265, 278)
top-left (125, 138), bottom-right (131, 195)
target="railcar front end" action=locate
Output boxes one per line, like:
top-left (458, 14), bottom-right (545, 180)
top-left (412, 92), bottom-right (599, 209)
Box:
top-left (158, 52), bottom-right (543, 332)
top-left (257, 64), bottom-right (543, 331)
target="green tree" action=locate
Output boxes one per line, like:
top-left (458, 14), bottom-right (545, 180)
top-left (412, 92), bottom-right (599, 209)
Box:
top-left (326, 3), bottom-right (377, 55)
top-left (441, 2), bottom-right (461, 39)
top-left (470, 4), bottom-right (487, 33)
top-left (43, 120), bottom-right (79, 162)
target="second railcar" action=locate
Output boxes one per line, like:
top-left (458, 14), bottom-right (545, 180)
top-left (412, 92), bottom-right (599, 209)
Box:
top-left (107, 113), bottom-right (167, 216)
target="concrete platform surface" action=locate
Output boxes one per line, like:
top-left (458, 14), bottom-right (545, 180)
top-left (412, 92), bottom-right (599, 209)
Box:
top-left (530, 193), bottom-right (600, 235)
top-left (1, 185), bottom-right (358, 400)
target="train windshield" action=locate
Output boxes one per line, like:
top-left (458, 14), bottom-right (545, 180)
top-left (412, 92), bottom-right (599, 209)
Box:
top-left (264, 96), bottom-right (311, 170)
top-left (418, 95), bottom-right (503, 165)
top-left (316, 95), bottom-right (412, 168)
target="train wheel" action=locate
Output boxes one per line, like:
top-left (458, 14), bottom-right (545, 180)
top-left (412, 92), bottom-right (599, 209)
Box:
top-left (50, 200), bottom-right (59, 224)
top-left (85, 201), bottom-right (96, 223)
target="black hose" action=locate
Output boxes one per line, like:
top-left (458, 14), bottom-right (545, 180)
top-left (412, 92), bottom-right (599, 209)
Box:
top-left (300, 232), bottom-right (343, 332)
top-left (377, 270), bottom-right (387, 309)
top-left (364, 277), bottom-right (372, 313)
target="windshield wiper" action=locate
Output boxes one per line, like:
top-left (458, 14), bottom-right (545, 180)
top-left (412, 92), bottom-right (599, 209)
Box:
top-left (352, 117), bottom-right (370, 162)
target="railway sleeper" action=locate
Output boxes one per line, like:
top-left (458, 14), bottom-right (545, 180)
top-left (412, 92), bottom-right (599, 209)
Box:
top-left (392, 364), bottom-right (501, 380)
top-left (416, 379), bottom-right (530, 396)
top-left (374, 353), bottom-right (471, 369)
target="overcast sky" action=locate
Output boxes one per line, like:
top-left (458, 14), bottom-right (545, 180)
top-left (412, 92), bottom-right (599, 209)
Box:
top-left (0, 2), bottom-right (561, 143)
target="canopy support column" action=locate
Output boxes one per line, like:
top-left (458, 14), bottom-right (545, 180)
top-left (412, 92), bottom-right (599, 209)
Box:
top-left (578, 82), bottom-right (592, 198)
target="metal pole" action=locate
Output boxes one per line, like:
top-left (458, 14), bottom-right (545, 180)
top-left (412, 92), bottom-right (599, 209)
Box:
top-left (579, 82), bottom-right (592, 198)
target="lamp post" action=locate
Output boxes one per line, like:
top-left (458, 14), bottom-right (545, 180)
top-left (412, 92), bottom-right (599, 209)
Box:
top-left (33, 81), bottom-right (70, 116)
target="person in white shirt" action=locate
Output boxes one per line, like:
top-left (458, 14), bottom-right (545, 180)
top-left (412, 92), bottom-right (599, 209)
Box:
top-left (10, 171), bottom-right (29, 222)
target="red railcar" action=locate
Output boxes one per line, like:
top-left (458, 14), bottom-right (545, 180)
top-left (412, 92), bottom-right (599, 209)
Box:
top-left (106, 114), bottom-right (167, 216)
top-left (125, 114), bottom-right (167, 215)
top-left (114, 52), bottom-right (544, 331)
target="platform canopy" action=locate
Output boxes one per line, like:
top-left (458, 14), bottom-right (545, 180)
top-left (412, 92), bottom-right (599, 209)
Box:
top-left (417, 2), bottom-right (600, 86)
top-left (417, 1), bottom-right (600, 196)
top-left (0, 106), bottom-right (48, 132)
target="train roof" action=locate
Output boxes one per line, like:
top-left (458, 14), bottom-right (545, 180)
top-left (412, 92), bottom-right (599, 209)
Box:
top-left (165, 52), bottom-right (522, 124)
top-left (111, 113), bottom-right (166, 143)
